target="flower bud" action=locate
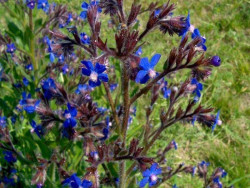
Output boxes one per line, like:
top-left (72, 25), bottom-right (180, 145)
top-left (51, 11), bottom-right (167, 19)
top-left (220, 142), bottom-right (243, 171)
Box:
top-left (210, 56), bottom-right (221, 67)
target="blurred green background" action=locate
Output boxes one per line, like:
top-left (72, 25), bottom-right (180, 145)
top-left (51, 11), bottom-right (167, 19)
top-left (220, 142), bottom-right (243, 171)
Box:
top-left (1, 0), bottom-right (249, 187)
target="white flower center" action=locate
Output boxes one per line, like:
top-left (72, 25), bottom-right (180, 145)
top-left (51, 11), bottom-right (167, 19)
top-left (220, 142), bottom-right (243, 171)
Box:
top-left (94, 153), bottom-right (99, 160)
top-left (189, 25), bottom-right (195, 33)
top-left (42, 3), bottom-right (46, 7)
top-left (90, 72), bottom-right (98, 82)
top-left (150, 174), bottom-right (158, 182)
top-left (148, 69), bottom-right (156, 78)
top-left (65, 113), bottom-right (71, 119)
top-left (84, 35), bottom-right (88, 40)
top-left (217, 120), bottom-right (222, 126)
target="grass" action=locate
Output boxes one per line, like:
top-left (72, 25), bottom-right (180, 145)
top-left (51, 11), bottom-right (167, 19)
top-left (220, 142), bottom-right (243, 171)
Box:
top-left (1, 0), bottom-right (249, 187)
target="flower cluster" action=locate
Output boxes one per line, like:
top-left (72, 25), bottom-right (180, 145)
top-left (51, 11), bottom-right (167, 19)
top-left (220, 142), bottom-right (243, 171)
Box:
top-left (0, 0), bottom-right (228, 187)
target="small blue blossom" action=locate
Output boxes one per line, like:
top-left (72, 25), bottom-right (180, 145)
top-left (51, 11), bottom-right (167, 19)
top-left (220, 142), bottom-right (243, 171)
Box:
top-left (136, 54), bottom-right (161, 84)
top-left (80, 33), bottom-right (91, 45)
top-left (6, 43), bottom-right (16, 54)
top-left (97, 107), bottom-right (108, 114)
top-left (63, 103), bottom-right (77, 128)
top-left (59, 13), bottom-right (74, 28)
top-left (172, 185), bottom-right (178, 188)
top-left (0, 116), bottom-right (7, 128)
top-left (139, 163), bottom-right (162, 187)
top-left (58, 54), bottom-right (65, 63)
top-left (190, 78), bottom-right (203, 98)
top-left (23, 77), bottom-right (29, 87)
top-left (154, 9), bottom-right (161, 17)
top-left (62, 64), bottom-right (69, 74)
top-left (199, 160), bottom-right (210, 167)
top-left (19, 92), bottom-right (40, 113)
top-left (3, 151), bottom-right (17, 163)
top-left (26, 0), bottom-right (36, 9)
top-left (25, 64), bottom-right (33, 71)
top-left (90, 151), bottom-right (99, 160)
top-left (171, 140), bottom-right (178, 150)
top-left (220, 168), bottom-right (227, 178)
top-left (37, 0), bottom-right (49, 13)
top-left (179, 12), bottom-right (190, 37)
top-left (30, 120), bottom-right (44, 138)
top-left (41, 78), bottom-right (57, 100)
top-left (81, 61), bottom-right (108, 87)
top-left (135, 47), bottom-right (142, 56)
top-left (210, 56), bottom-right (221, 67)
top-left (75, 84), bottom-right (92, 94)
top-left (191, 28), bottom-right (207, 51)
top-left (100, 116), bottom-right (110, 141)
top-left (161, 81), bottom-right (171, 99)
top-left (192, 166), bottom-right (196, 176)
top-left (80, 1), bottom-right (102, 20)
top-left (212, 110), bottom-right (221, 132)
top-left (213, 177), bottom-right (222, 188)
top-left (110, 83), bottom-right (118, 92)
top-left (62, 173), bottom-right (92, 188)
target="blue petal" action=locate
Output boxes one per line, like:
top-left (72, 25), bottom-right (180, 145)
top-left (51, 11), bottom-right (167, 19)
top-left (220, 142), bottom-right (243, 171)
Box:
top-left (30, 120), bottom-right (36, 128)
top-left (72, 175), bottom-right (82, 186)
top-left (154, 168), bottom-right (162, 175)
top-left (135, 70), bottom-right (148, 83)
top-left (89, 79), bottom-right (101, 87)
top-left (191, 78), bottom-right (198, 85)
top-left (81, 2), bottom-right (89, 9)
top-left (81, 60), bottom-right (94, 70)
top-left (50, 53), bottom-right (55, 63)
top-left (140, 74), bottom-right (150, 84)
top-left (150, 163), bottom-right (158, 172)
top-left (95, 63), bottom-right (106, 73)
top-left (80, 11), bottom-right (88, 19)
top-left (82, 68), bottom-right (91, 76)
top-left (149, 180), bottom-right (157, 187)
top-left (139, 177), bottom-right (149, 188)
top-left (197, 83), bottom-right (203, 91)
top-left (142, 169), bottom-right (151, 177)
top-left (98, 73), bottom-right (109, 82)
top-left (150, 54), bottom-right (161, 68)
top-left (139, 57), bottom-right (150, 70)
top-left (82, 180), bottom-right (92, 188)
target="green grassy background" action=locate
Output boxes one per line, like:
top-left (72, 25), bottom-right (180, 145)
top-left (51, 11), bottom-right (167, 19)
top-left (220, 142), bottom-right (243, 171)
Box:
top-left (1, 0), bottom-right (249, 187)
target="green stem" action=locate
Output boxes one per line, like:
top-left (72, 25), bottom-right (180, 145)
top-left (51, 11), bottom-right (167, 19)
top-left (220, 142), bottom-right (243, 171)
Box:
top-left (29, 9), bottom-right (38, 83)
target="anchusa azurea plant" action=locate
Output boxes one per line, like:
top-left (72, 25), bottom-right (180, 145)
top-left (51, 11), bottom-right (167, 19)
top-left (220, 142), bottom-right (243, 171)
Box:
top-left (0, 0), bottom-right (229, 187)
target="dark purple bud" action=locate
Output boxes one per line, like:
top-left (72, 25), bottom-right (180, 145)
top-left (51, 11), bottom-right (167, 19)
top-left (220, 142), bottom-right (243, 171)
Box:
top-left (210, 56), bottom-right (221, 67)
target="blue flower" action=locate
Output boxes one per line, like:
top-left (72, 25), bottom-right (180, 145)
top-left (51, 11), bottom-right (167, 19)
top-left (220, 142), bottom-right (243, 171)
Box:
top-left (80, 1), bottom-right (102, 20)
top-left (100, 117), bottom-right (110, 141)
top-left (25, 64), bottom-right (33, 71)
top-left (58, 54), bottom-right (65, 63)
top-left (210, 56), bottom-right (221, 67)
top-left (161, 81), bottom-right (171, 99)
top-left (62, 173), bottom-right (92, 188)
top-left (26, 0), bottom-right (36, 9)
top-left (30, 120), bottom-right (44, 138)
top-left (19, 92), bottom-right (40, 113)
top-left (37, 0), bottom-right (49, 13)
top-left (11, 115), bottom-right (17, 125)
top-left (191, 28), bottom-right (207, 51)
top-left (75, 84), bottom-right (92, 94)
top-left (0, 116), bottom-right (7, 128)
top-left (59, 13), bottom-right (74, 28)
top-left (199, 160), bottom-right (210, 167)
top-left (190, 78), bottom-right (203, 98)
top-left (23, 77), bottom-right (29, 87)
top-left (110, 83), bottom-right (118, 92)
top-left (62, 64), bottom-right (69, 74)
top-left (179, 12), bottom-right (191, 37)
top-left (136, 54), bottom-right (161, 84)
top-left (171, 140), bottom-right (178, 150)
top-left (63, 103), bottom-right (77, 128)
top-left (154, 9), bottom-right (161, 17)
top-left (139, 163), bottom-right (162, 187)
top-left (135, 47), bottom-right (142, 56)
top-left (80, 33), bottom-right (91, 45)
top-left (212, 110), bottom-right (221, 132)
top-left (3, 151), bottom-right (17, 163)
top-left (213, 177), bottom-right (222, 188)
top-left (81, 61), bottom-right (108, 87)
top-left (172, 185), bottom-right (178, 188)
top-left (41, 78), bottom-right (57, 100)
top-left (6, 43), bottom-right (16, 54)
top-left (90, 151), bottom-right (99, 161)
